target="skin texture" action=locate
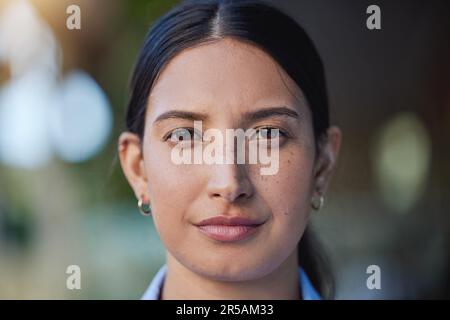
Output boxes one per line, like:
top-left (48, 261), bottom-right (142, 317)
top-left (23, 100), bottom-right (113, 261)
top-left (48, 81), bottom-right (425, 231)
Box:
top-left (119, 37), bottom-right (342, 299)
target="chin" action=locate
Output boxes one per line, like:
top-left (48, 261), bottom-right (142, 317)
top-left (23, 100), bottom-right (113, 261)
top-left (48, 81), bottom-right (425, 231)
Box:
top-left (191, 258), bottom-right (273, 282)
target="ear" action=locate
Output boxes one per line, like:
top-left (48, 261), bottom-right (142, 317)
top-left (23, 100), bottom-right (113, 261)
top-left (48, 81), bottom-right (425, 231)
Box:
top-left (118, 132), bottom-right (150, 204)
top-left (312, 126), bottom-right (342, 196)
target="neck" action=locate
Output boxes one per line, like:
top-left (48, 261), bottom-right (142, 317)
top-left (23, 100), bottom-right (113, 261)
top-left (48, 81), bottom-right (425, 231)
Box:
top-left (161, 250), bottom-right (301, 300)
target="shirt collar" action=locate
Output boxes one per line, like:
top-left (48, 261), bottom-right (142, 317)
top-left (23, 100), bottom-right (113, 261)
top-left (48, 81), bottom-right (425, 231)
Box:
top-left (141, 264), bottom-right (322, 300)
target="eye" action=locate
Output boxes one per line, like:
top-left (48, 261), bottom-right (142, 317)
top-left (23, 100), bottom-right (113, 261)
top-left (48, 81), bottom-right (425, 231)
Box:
top-left (166, 127), bottom-right (202, 142)
top-left (253, 127), bottom-right (285, 140)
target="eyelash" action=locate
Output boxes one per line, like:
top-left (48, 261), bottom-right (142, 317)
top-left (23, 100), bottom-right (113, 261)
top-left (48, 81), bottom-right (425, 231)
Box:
top-left (163, 127), bottom-right (202, 142)
top-left (253, 126), bottom-right (289, 140)
top-left (163, 126), bottom-right (289, 142)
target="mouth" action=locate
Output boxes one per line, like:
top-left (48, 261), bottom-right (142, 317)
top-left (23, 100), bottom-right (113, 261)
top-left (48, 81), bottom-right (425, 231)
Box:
top-left (194, 216), bottom-right (265, 242)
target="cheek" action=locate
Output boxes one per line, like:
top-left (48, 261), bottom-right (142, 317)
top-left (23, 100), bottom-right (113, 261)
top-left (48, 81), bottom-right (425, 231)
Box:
top-left (142, 143), bottom-right (201, 242)
top-left (253, 145), bottom-right (315, 238)
top-left (279, 148), bottom-right (315, 208)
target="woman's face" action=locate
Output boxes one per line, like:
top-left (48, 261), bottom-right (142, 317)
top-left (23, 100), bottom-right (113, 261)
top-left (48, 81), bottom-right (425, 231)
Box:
top-left (119, 38), bottom-right (341, 281)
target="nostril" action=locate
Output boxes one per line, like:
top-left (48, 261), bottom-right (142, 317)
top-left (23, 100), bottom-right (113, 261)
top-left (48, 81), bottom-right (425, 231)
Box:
top-left (207, 171), bottom-right (254, 203)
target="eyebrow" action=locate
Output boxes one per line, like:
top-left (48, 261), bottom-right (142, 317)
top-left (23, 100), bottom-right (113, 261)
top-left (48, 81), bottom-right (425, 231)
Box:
top-left (153, 110), bottom-right (208, 125)
top-left (152, 106), bottom-right (299, 125)
top-left (244, 106), bottom-right (300, 122)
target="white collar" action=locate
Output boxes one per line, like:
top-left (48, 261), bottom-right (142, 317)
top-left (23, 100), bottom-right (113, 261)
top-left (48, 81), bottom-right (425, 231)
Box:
top-left (141, 264), bottom-right (322, 300)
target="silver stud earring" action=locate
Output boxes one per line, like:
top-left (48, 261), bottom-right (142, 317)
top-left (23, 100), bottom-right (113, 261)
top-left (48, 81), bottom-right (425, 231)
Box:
top-left (311, 193), bottom-right (324, 211)
top-left (138, 198), bottom-right (152, 216)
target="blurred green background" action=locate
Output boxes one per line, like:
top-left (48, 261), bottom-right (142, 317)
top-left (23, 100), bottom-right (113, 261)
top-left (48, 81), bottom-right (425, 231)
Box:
top-left (0, 0), bottom-right (449, 299)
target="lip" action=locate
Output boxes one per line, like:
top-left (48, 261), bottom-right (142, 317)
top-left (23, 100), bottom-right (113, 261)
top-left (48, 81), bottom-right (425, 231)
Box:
top-left (194, 216), bottom-right (265, 242)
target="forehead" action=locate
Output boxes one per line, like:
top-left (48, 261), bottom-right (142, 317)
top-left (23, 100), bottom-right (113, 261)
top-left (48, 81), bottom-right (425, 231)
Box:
top-left (147, 37), bottom-right (306, 119)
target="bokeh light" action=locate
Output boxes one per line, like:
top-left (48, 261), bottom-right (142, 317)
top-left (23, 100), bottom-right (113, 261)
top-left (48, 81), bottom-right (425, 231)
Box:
top-left (49, 70), bottom-right (112, 163)
top-left (0, 0), bottom-right (112, 168)
top-left (371, 112), bottom-right (431, 214)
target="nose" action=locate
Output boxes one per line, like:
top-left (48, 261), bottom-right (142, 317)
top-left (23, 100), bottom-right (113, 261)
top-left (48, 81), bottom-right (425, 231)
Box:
top-left (206, 163), bottom-right (254, 203)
